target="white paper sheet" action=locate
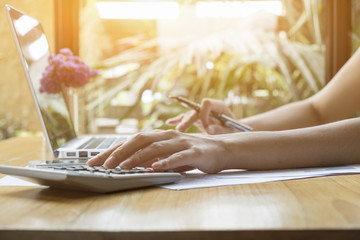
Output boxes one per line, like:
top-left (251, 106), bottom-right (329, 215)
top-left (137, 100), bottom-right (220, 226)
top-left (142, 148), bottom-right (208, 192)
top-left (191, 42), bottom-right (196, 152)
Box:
top-left (0, 175), bottom-right (39, 187)
top-left (161, 165), bottom-right (360, 190)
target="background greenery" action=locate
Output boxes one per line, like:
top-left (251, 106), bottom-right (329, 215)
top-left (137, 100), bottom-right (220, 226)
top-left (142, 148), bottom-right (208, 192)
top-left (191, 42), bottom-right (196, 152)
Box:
top-left (82, 0), bottom-right (326, 133)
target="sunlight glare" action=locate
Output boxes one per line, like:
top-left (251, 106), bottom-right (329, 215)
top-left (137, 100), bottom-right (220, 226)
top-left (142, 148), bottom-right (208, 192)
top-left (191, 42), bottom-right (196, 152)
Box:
top-left (26, 34), bottom-right (49, 61)
top-left (95, 1), bottom-right (179, 19)
top-left (196, 1), bottom-right (283, 18)
top-left (14, 15), bottom-right (39, 36)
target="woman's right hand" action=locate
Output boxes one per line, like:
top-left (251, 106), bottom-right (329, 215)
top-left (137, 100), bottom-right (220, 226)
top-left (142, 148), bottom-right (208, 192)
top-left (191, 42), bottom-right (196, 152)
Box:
top-left (88, 129), bottom-right (233, 173)
top-left (166, 98), bottom-right (238, 135)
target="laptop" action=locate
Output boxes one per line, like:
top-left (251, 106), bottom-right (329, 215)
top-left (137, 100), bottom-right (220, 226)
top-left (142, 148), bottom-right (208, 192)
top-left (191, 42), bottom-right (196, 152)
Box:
top-left (0, 5), bottom-right (181, 192)
top-left (6, 4), bottom-right (128, 160)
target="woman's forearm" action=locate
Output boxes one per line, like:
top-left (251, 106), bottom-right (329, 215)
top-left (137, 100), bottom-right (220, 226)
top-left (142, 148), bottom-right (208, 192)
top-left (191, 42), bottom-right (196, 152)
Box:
top-left (240, 98), bottom-right (322, 131)
top-left (223, 118), bottom-right (360, 170)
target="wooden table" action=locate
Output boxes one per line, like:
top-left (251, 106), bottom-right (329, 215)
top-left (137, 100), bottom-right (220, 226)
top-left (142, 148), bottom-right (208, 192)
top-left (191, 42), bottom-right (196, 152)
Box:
top-left (1, 136), bottom-right (360, 240)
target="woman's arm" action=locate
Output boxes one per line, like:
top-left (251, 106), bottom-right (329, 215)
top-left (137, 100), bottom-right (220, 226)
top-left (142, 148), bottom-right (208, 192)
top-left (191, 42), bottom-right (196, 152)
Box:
top-left (88, 118), bottom-right (360, 172)
top-left (240, 99), bottom-right (321, 131)
top-left (224, 118), bottom-right (360, 170)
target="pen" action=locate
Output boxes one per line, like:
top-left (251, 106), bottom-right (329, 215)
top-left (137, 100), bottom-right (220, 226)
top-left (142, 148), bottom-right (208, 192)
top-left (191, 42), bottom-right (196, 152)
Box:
top-left (169, 96), bottom-right (253, 132)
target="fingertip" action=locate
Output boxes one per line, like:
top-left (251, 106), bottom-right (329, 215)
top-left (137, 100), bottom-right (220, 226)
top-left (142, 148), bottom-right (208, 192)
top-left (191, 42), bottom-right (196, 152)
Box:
top-left (166, 114), bottom-right (183, 125)
top-left (87, 161), bottom-right (94, 167)
top-left (119, 160), bottom-right (131, 169)
top-left (152, 161), bottom-right (163, 170)
top-left (176, 124), bottom-right (186, 132)
top-left (103, 163), bottom-right (115, 169)
top-left (87, 156), bottom-right (99, 166)
top-left (165, 119), bottom-right (176, 125)
top-left (103, 156), bottom-right (118, 169)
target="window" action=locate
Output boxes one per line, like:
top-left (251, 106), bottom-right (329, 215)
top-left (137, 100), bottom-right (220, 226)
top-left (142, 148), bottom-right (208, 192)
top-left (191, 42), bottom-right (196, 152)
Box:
top-left (57, 0), bottom-right (328, 134)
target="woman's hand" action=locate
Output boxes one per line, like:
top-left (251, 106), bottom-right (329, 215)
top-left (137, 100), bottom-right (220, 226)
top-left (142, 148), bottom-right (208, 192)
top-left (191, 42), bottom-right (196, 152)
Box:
top-left (166, 98), bottom-right (238, 135)
top-left (87, 130), bottom-right (230, 174)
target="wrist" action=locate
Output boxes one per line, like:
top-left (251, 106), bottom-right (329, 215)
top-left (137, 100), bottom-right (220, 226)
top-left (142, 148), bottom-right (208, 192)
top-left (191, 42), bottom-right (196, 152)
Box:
top-left (218, 133), bottom-right (252, 170)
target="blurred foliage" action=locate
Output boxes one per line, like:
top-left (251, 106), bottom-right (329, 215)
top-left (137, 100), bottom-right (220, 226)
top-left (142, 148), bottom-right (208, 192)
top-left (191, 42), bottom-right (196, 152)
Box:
top-left (0, 112), bottom-right (23, 140)
top-left (83, 0), bottom-right (326, 133)
top-left (352, 0), bottom-right (360, 52)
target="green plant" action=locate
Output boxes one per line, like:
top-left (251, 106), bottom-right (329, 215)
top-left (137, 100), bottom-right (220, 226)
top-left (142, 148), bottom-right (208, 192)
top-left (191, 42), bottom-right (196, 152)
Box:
top-left (352, 0), bottom-right (360, 52)
top-left (84, 0), bottom-right (326, 133)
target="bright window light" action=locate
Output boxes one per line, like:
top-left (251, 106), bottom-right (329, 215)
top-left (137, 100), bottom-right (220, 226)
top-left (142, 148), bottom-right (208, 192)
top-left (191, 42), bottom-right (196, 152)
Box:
top-left (26, 34), bottom-right (49, 61)
top-left (95, 1), bottom-right (179, 19)
top-left (196, 1), bottom-right (283, 19)
top-left (14, 15), bottom-right (39, 36)
top-left (206, 61), bottom-right (214, 70)
top-left (141, 89), bottom-right (154, 103)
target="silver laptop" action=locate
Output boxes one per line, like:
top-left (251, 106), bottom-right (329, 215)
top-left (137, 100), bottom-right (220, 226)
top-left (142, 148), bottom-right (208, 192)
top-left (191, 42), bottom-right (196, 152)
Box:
top-left (0, 5), bottom-right (181, 192)
top-left (6, 4), bottom-right (128, 160)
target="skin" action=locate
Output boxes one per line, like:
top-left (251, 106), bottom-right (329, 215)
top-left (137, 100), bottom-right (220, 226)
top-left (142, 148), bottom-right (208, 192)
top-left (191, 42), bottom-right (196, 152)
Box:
top-left (88, 48), bottom-right (360, 173)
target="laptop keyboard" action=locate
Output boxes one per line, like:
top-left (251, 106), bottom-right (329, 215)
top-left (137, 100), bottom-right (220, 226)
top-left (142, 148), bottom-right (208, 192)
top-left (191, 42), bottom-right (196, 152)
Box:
top-left (77, 137), bottom-right (126, 150)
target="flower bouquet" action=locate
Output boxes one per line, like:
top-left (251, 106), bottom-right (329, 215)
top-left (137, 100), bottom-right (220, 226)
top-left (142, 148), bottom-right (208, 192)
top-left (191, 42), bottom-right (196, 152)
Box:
top-left (39, 48), bottom-right (98, 133)
top-left (39, 48), bottom-right (98, 94)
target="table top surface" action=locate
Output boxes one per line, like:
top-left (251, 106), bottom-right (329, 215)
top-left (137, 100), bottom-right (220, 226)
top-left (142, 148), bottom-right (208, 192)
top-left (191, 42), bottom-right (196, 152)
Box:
top-left (1, 136), bottom-right (360, 239)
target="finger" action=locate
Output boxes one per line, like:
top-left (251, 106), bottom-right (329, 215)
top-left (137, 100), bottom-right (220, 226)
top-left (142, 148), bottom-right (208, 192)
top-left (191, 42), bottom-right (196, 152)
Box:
top-left (205, 99), bottom-right (236, 117)
top-left (166, 114), bottom-right (185, 125)
top-left (119, 139), bottom-right (188, 169)
top-left (199, 99), bottom-right (213, 129)
top-left (103, 130), bottom-right (178, 168)
top-left (152, 150), bottom-right (194, 171)
top-left (200, 99), bottom-right (236, 129)
top-left (176, 110), bottom-right (199, 132)
top-left (87, 141), bottom-right (124, 166)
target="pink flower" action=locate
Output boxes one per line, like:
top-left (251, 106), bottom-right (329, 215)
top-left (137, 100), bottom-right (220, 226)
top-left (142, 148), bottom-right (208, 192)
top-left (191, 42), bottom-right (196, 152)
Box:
top-left (39, 48), bottom-right (98, 94)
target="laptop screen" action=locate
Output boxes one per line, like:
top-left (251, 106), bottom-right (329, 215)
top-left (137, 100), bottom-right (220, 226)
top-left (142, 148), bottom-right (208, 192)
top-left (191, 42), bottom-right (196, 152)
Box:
top-left (6, 5), bottom-right (77, 154)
